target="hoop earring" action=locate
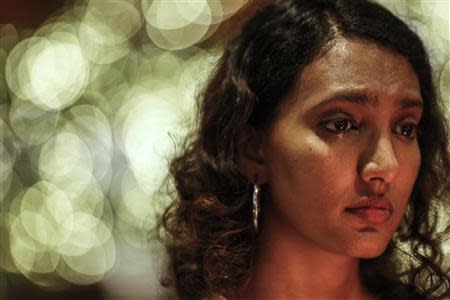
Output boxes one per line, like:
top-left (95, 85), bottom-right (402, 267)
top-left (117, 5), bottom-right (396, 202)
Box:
top-left (252, 184), bottom-right (260, 232)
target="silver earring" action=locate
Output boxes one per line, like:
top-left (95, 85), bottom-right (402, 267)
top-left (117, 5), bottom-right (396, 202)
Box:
top-left (252, 184), bottom-right (260, 232)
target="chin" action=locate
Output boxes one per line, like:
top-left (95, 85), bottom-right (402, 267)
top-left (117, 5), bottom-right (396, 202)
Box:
top-left (357, 249), bottom-right (386, 259)
top-left (346, 237), bottom-right (391, 259)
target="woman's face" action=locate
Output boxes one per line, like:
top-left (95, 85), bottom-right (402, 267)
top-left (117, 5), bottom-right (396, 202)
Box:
top-left (259, 38), bottom-right (423, 258)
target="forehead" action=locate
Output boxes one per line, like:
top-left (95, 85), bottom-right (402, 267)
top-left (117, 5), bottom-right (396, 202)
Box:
top-left (292, 37), bottom-right (421, 106)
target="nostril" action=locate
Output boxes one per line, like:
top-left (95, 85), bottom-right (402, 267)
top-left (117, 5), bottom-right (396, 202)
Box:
top-left (368, 178), bottom-right (390, 195)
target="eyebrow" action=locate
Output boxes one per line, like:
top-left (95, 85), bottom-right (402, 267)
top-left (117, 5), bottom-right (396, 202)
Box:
top-left (309, 91), bottom-right (423, 111)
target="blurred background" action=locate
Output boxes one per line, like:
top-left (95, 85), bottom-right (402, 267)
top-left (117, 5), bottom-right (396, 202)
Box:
top-left (0, 0), bottom-right (448, 299)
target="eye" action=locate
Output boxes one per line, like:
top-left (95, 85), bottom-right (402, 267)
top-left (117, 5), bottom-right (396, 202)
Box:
top-left (395, 122), bottom-right (418, 139)
top-left (321, 118), bottom-right (359, 134)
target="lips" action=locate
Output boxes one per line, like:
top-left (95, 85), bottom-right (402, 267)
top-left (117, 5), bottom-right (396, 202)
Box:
top-left (346, 197), bottom-right (393, 212)
top-left (345, 197), bottom-right (393, 225)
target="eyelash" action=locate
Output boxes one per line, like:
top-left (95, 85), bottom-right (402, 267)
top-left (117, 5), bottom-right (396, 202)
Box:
top-left (320, 118), bottom-right (419, 140)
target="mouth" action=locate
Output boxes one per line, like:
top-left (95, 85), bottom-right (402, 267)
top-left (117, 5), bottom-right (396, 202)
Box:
top-left (344, 197), bottom-right (393, 225)
top-left (344, 207), bottom-right (392, 225)
top-left (346, 197), bottom-right (393, 211)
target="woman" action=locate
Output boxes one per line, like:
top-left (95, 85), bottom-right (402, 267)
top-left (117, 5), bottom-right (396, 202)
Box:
top-left (157, 0), bottom-right (450, 299)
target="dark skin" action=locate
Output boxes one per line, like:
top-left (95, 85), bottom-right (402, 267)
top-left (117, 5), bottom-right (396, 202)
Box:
top-left (237, 37), bottom-right (423, 300)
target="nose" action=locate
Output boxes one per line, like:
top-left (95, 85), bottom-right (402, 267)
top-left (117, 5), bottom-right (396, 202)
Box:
top-left (359, 134), bottom-right (400, 192)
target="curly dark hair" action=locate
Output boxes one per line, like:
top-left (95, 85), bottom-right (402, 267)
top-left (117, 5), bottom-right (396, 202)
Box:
top-left (157, 0), bottom-right (450, 299)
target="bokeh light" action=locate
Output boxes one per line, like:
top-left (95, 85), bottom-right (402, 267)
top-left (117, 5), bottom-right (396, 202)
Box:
top-left (9, 98), bottom-right (61, 145)
top-left (142, 0), bottom-right (223, 50)
top-left (6, 32), bottom-right (90, 110)
top-left (440, 59), bottom-right (450, 106)
top-left (38, 131), bottom-right (94, 197)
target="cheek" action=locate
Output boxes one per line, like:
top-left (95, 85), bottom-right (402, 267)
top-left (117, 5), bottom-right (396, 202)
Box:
top-left (398, 146), bottom-right (421, 192)
top-left (387, 145), bottom-right (421, 228)
top-left (396, 148), bottom-right (421, 211)
top-left (266, 134), bottom-right (355, 206)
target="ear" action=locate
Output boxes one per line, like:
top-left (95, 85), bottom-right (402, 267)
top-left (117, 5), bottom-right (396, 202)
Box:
top-left (236, 125), bottom-right (269, 185)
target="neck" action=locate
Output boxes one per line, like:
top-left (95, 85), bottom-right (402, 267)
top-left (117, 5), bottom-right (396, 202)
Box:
top-left (236, 213), bottom-right (375, 300)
